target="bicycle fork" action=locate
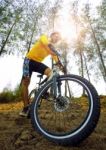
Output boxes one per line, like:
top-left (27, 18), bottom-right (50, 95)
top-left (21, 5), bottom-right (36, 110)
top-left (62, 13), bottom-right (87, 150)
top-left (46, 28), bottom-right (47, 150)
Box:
top-left (52, 75), bottom-right (62, 98)
top-left (39, 75), bottom-right (62, 107)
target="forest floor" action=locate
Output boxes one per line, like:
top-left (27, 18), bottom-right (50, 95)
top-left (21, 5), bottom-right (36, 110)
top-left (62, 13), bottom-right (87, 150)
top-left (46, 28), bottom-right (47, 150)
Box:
top-left (0, 96), bottom-right (106, 150)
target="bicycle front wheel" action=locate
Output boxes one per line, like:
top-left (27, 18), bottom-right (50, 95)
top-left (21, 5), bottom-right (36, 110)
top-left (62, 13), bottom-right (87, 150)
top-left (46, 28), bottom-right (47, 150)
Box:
top-left (31, 74), bottom-right (100, 145)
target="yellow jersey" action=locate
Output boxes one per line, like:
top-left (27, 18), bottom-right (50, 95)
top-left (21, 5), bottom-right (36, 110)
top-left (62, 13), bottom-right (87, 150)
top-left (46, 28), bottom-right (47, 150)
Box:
top-left (26, 34), bottom-right (58, 63)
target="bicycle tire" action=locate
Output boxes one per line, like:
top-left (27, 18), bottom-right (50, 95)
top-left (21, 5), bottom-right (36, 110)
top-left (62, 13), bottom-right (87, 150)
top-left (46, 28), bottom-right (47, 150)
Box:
top-left (31, 74), bottom-right (100, 145)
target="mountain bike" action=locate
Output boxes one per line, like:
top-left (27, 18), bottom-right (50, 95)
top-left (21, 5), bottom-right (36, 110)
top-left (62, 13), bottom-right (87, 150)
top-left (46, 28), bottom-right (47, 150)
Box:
top-left (29, 57), bottom-right (100, 146)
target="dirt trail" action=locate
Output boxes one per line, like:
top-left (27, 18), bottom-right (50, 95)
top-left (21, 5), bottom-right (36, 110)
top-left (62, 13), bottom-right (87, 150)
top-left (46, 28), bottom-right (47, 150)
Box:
top-left (0, 99), bottom-right (106, 150)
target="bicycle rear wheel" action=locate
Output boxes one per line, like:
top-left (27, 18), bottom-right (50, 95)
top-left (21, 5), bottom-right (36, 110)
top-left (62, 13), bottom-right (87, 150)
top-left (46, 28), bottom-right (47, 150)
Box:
top-left (28, 89), bottom-right (36, 104)
top-left (31, 74), bottom-right (100, 145)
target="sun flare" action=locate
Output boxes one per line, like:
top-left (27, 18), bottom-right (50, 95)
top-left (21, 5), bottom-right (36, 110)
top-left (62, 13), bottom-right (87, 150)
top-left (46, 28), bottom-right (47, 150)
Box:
top-left (55, 15), bottom-right (78, 43)
top-left (59, 22), bottom-right (77, 42)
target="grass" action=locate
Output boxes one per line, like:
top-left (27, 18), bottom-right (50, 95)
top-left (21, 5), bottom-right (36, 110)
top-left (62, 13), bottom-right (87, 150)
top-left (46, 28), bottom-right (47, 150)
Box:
top-left (0, 96), bottom-right (105, 150)
top-left (37, 96), bottom-right (90, 135)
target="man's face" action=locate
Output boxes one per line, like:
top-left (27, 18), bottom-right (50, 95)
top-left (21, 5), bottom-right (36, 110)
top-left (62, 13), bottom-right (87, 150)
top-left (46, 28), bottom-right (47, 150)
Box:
top-left (51, 33), bottom-right (61, 44)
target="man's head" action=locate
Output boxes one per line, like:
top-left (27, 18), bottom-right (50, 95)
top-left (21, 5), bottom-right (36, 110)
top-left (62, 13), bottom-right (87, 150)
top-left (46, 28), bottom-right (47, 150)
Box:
top-left (50, 32), bottom-right (61, 44)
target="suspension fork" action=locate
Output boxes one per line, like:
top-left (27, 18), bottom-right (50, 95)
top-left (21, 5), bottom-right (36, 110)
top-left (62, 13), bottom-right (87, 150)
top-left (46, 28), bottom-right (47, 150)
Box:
top-left (57, 78), bottom-right (62, 96)
top-left (52, 75), bottom-right (62, 98)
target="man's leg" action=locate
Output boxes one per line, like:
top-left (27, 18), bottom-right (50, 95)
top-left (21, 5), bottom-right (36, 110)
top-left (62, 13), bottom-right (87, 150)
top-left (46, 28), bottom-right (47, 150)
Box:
top-left (19, 76), bottom-right (30, 116)
top-left (44, 67), bottom-right (52, 77)
top-left (21, 77), bottom-right (30, 107)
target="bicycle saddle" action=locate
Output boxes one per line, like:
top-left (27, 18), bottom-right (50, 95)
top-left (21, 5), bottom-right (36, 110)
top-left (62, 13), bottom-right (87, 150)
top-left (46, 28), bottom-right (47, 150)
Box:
top-left (37, 74), bottom-right (43, 78)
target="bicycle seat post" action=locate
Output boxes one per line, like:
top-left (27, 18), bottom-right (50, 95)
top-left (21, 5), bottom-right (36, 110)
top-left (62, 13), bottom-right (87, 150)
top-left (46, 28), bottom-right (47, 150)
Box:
top-left (37, 74), bottom-right (43, 88)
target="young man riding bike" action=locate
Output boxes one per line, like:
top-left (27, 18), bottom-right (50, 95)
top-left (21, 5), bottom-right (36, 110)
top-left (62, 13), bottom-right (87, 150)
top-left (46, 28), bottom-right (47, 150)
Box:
top-left (20, 32), bottom-right (63, 117)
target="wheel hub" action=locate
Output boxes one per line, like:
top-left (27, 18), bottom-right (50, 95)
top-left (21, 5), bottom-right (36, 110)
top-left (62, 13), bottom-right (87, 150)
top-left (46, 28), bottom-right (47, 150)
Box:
top-left (54, 96), bottom-right (70, 112)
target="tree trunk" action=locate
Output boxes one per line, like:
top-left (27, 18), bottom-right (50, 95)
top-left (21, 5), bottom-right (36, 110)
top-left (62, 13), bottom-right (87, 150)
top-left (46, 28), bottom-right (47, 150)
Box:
top-left (27, 22), bottom-right (37, 52)
top-left (88, 18), bottom-right (106, 82)
top-left (0, 20), bottom-right (17, 55)
top-left (83, 53), bottom-right (91, 82)
top-left (79, 49), bottom-right (84, 78)
top-left (79, 48), bottom-right (86, 96)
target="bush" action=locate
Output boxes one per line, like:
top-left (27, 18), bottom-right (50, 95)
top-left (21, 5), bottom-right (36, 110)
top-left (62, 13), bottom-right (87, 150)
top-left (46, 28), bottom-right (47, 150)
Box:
top-left (13, 85), bottom-right (22, 101)
top-left (0, 85), bottom-right (22, 103)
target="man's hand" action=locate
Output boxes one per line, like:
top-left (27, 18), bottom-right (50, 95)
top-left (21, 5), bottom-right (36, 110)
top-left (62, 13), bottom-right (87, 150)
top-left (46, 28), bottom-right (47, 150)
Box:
top-left (60, 65), bottom-right (67, 73)
top-left (56, 62), bottom-right (66, 73)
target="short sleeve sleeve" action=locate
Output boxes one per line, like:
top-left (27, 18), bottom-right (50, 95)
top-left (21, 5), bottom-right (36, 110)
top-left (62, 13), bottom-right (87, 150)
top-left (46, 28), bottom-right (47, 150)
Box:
top-left (39, 34), bottom-right (49, 45)
top-left (52, 55), bottom-right (59, 63)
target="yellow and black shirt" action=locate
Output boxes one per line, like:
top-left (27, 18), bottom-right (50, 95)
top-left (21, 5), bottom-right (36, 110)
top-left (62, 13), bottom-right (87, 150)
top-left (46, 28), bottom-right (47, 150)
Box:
top-left (26, 34), bottom-right (58, 63)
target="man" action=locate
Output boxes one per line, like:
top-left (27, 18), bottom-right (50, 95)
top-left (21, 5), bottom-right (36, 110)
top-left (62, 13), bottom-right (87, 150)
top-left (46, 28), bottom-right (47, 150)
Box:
top-left (20, 32), bottom-right (62, 117)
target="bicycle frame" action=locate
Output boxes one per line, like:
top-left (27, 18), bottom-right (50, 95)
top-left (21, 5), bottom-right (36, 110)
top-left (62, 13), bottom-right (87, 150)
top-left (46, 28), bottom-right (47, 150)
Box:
top-left (29, 55), bottom-right (66, 103)
top-left (30, 65), bottom-right (62, 104)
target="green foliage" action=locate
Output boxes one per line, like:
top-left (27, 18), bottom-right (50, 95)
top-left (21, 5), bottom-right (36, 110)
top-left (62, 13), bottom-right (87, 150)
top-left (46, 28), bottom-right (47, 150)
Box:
top-left (0, 85), bottom-right (22, 103)
top-left (0, 0), bottom-right (63, 56)
top-left (0, 0), bottom-right (106, 91)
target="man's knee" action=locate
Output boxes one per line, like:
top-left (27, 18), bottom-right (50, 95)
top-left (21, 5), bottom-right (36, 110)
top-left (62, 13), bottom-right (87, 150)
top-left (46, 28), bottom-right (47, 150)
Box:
top-left (44, 68), bottom-right (52, 77)
top-left (22, 77), bottom-right (30, 86)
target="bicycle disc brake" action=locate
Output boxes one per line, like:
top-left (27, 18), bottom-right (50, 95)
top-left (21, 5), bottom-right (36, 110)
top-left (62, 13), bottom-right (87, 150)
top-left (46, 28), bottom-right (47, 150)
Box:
top-left (54, 96), bottom-right (70, 112)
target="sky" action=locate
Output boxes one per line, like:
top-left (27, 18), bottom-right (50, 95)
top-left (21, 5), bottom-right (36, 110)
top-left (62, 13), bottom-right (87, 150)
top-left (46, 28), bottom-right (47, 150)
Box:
top-left (0, 54), bottom-right (106, 95)
top-left (0, 0), bottom-right (105, 95)
top-left (0, 55), bottom-right (52, 93)
top-left (0, 55), bottom-right (23, 91)
top-left (53, 0), bottom-right (102, 43)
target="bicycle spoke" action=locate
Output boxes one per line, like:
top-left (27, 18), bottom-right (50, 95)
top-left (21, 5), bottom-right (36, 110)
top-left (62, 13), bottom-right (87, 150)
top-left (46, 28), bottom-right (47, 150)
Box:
top-left (35, 78), bottom-right (91, 136)
top-left (31, 74), bottom-right (100, 145)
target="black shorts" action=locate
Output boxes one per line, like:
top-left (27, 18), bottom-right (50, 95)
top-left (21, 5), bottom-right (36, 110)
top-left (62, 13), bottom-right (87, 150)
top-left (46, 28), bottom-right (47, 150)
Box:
top-left (22, 57), bottom-right (48, 78)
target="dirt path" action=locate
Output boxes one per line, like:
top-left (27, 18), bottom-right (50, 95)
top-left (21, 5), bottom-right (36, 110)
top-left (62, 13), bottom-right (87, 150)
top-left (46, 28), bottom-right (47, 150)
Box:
top-left (0, 99), bottom-right (106, 150)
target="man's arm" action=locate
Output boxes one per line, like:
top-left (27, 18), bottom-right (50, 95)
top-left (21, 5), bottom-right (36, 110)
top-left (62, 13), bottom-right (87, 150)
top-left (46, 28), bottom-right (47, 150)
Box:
top-left (48, 44), bottom-right (60, 62)
top-left (48, 44), bottom-right (60, 57)
top-left (48, 44), bottom-right (65, 72)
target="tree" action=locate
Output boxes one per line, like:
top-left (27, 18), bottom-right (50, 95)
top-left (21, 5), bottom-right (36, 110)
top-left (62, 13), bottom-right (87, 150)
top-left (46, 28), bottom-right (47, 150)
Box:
top-left (83, 3), bottom-right (106, 82)
top-left (0, 0), bottom-right (24, 55)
